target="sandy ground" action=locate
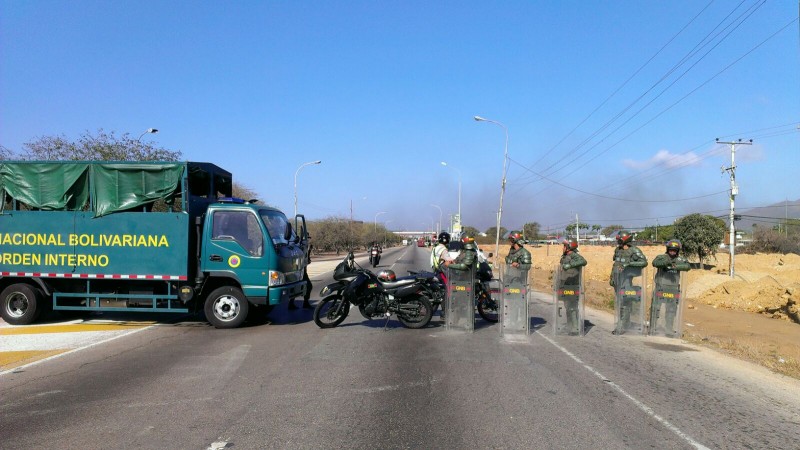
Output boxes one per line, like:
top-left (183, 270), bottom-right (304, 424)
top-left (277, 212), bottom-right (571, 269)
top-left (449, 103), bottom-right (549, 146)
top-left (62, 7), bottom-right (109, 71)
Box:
top-left (510, 244), bottom-right (800, 378)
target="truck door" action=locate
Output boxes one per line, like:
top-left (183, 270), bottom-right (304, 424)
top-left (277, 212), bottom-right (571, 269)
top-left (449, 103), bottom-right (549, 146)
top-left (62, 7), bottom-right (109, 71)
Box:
top-left (205, 209), bottom-right (268, 297)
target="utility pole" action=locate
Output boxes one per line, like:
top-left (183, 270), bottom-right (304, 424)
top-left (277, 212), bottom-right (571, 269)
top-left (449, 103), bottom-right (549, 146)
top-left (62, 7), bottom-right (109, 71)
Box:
top-left (717, 138), bottom-right (752, 279)
top-left (575, 213), bottom-right (580, 243)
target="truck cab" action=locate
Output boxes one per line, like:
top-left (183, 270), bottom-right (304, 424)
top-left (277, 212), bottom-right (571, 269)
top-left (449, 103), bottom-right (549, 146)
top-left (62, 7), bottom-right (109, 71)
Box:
top-left (199, 199), bottom-right (309, 327)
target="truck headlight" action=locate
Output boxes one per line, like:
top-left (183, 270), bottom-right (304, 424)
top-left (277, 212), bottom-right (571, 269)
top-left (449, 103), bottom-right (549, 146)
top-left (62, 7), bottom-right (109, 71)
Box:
top-left (268, 270), bottom-right (286, 287)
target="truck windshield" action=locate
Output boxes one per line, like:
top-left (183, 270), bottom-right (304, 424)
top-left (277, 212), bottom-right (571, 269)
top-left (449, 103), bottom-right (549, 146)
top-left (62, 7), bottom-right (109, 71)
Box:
top-left (260, 210), bottom-right (295, 246)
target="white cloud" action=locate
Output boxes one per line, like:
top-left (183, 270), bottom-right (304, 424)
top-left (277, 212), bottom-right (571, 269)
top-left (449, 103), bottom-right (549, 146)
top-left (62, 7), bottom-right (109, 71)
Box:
top-left (622, 150), bottom-right (702, 170)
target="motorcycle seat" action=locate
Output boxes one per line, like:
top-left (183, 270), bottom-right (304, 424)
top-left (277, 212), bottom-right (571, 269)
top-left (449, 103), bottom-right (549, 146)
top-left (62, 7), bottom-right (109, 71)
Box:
top-left (379, 278), bottom-right (416, 289)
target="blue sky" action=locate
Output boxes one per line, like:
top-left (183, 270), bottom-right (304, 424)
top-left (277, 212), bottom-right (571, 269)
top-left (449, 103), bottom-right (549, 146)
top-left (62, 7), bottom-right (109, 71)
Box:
top-left (1, 1), bottom-right (798, 233)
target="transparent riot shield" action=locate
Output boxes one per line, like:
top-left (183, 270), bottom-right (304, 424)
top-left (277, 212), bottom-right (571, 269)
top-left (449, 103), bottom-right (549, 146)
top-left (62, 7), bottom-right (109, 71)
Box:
top-left (501, 265), bottom-right (529, 336)
top-left (445, 267), bottom-right (475, 332)
top-left (612, 266), bottom-right (647, 335)
top-left (649, 271), bottom-right (687, 338)
top-left (553, 264), bottom-right (585, 336)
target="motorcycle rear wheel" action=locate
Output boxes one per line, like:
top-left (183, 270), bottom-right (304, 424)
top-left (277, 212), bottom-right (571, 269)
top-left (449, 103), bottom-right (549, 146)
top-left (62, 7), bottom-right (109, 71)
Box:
top-left (313, 294), bottom-right (349, 328)
top-left (396, 294), bottom-right (433, 329)
top-left (477, 294), bottom-right (499, 323)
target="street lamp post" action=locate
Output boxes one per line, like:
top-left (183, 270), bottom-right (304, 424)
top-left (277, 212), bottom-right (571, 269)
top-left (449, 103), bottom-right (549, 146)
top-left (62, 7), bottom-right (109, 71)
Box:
top-left (474, 115), bottom-right (509, 267)
top-left (440, 161), bottom-right (461, 231)
top-left (374, 211), bottom-right (387, 233)
top-left (430, 204), bottom-right (442, 234)
top-left (137, 128), bottom-right (159, 142)
top-left (294, 160), bottom-right (322, 217)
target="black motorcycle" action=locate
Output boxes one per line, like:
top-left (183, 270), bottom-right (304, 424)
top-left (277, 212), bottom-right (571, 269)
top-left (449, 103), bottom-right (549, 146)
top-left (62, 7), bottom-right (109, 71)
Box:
top-left (369, 247), bottom-right (381, 267)
top-left (406, 260), bottom-right (499, 323)
top-left (313, 253), bottom-right (433, 329)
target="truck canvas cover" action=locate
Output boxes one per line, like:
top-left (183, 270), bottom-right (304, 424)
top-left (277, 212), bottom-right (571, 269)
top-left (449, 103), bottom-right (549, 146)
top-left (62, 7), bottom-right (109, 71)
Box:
top-left (1, 161), bottom-right (231, 280)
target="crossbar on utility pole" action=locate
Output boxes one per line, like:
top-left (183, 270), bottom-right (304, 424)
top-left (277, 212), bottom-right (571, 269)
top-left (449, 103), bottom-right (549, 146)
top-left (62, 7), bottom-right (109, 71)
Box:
top-left (717, 138), bottom-right (752, 279)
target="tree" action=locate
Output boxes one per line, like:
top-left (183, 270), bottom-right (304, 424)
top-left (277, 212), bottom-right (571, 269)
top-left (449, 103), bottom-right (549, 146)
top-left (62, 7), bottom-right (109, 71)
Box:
top-left (565, 222), bottom-right (589, 235)
top-left (601, 225), bottom-right (625, 236)
top-left (21, 129), bottom-right (182, 161)
top-left (642, 224), bottom-right (675, 243)
top-left (461, 226), bottom-right (481, 238)
top-left (523, 222), bottom-right (541, 240)
top-left (591, 224), bottom-right (602, 234)
top-left (485, 226), bottom-right (508, 240)
top-left (673, 213), bottom-right (725, 265)
top-left (0, 145), bottom-right (12, 160)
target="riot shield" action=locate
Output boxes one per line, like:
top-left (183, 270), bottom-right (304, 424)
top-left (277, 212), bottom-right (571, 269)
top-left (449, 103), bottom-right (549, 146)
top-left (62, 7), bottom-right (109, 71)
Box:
top-left (501, 265), bottom-right (529, 336)
top-left (612, 266), bottom-right (647, 335)
top-left (649, 271), bottom-right (687, 338)
top-left (445, 266), bottom-right (475, 332)
top-left (553, 264), bottom-right (585, 336)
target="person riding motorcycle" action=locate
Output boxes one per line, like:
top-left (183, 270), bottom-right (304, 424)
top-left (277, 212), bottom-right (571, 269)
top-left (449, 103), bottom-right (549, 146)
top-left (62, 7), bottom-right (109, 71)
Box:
top-left (505, 231), bottom-right (531, 270)
top-left (431, 231), bottom-right (454, 284)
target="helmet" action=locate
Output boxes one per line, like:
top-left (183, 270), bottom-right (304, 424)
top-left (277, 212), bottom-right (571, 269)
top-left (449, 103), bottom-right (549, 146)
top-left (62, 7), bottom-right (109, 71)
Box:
top-left (437, 231), bottom-right (451, 245)
top-left (616, 231), bottom-right (633, 246)
top-left (377, 269), bottom-right (396, 282)
top-left (666, 239), bottom-right (682, 252)
top-left (507, 231), bottom-right (523, 244)
top-left (562, 238), bottom-right (578, 251)
top-left (461, 235), bottom-right (475, 244)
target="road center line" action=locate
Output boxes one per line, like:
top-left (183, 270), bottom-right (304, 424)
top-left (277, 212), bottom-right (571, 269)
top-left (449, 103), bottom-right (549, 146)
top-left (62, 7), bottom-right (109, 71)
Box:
top-left (535, 331), bottom-right (710, 450)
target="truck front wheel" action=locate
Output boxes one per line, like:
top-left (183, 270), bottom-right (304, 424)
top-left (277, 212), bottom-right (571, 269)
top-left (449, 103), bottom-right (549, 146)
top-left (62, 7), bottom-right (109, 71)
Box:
top-left (204, 286), bottom-right (249, 329)
top-left (1, 283), bottom-right (44, 325)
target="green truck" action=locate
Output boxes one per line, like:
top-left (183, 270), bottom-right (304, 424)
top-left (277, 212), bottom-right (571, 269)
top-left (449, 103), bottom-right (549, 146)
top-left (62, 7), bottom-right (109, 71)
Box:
top-left (0, 161), bottom-right (309, 328)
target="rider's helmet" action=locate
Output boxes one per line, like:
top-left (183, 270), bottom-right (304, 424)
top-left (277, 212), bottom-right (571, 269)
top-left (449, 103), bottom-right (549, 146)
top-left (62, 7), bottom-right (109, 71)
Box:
top-left (562, 238), bottom-right (578, 252)
top-left (377, 269), bottom-right (396, 282)
top-left (507, 231), bottom-right (523, 244)
top-left (666, 239), bottom-right (682, 253)
top-left (437, 231), bottom-right (451, 245)
top-left (616, 231), bottom-right (633, 246)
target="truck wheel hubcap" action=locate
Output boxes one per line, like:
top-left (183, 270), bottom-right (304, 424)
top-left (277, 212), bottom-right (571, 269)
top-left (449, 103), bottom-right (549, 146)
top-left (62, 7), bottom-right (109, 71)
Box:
top-left (5, 293), bottom-right (28, 318)
top-left (214, 295), bottom-right (239, 320)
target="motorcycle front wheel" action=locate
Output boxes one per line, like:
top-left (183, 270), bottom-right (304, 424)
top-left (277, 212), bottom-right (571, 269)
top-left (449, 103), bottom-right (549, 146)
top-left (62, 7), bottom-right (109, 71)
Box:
top-left (477, 294), bottom-right (499, 323)
top-left (313, 294), bottom-right (349, 329)
top-left (396, 294), bottom-right (433, 329)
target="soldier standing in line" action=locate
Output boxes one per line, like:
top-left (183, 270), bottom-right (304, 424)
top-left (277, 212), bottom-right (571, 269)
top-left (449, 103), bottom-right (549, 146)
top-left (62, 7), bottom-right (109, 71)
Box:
top-left (448, 235), bottom-right (478, 272)
top-left (559, 238), bottom-right (587, 335)
top-left (651, 239), bottom-right (691, 337)
top-left (505, 231), bottom-right (532, 271)
top-left (610, 231), bottom-right (647, 334)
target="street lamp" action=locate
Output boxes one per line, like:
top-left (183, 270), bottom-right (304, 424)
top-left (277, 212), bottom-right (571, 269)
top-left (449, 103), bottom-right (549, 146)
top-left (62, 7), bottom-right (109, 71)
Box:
top-left (430, 204), bottom-right (442, 234)
top-left (137, 128), bottom-right (158, 142)
top-left (374, 211), bottom-right (387, 233)
top-left (440, 161), bottom-right (461, 230)
top-left (474, 115), bottom-right (508, 267)
top-left (294, 160), bottom-right (322, 216)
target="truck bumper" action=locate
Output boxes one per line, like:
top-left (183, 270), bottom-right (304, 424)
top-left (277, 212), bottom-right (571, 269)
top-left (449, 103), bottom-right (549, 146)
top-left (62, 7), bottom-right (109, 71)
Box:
top-left (268, 280), bottom-right (307, 306)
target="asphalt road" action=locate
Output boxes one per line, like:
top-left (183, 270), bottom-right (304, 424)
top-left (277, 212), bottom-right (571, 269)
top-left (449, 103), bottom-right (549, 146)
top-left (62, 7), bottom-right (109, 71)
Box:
top-left (1, 245), bottom-right (799, 449)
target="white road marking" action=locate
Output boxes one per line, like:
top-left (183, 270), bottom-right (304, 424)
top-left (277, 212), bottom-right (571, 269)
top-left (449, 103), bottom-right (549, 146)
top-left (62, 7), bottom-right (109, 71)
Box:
top-left (0, 325), bottom-right (155, 377)
top-left (535, 331), bottom-right (710, 450)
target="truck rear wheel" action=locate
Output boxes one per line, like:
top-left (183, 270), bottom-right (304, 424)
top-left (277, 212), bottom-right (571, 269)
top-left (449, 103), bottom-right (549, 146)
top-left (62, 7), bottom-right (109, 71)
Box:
top-left (204, 286), bottom-right (249, 329)
top-left (1, 283), bottom-right (44, 325)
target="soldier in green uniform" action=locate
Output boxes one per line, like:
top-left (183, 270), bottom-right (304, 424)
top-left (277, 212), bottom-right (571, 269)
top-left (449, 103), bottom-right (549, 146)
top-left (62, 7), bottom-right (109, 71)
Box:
top-left (505, 231), bottom-right (531, 271)
top-left (611, 231), bottom-right (647, 334)
top-left (448, 235), bottom-right (478, 271)
top-left (559, 238), bottom-right (587, 335)
top-left (651, 239), bottom-right (691, 336)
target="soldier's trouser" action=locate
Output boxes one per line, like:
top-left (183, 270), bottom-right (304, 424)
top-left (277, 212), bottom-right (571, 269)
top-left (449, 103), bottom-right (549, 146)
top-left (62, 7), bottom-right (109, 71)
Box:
top-left (652, 298), bottom-right (678, 334)
top-left (565, 299), bottom-right (579, 333)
